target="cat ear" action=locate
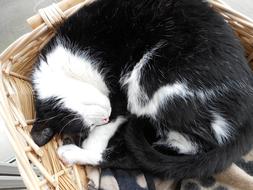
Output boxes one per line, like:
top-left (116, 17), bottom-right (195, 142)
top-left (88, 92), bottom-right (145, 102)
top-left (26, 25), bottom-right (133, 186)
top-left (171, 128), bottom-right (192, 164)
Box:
top-left (31, 121), bottom-right (55, 146)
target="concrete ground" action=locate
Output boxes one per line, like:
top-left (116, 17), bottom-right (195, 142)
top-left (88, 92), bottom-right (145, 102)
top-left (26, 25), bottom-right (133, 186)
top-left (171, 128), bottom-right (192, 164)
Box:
top-left (0, 0), bottom-right (58, 52)
top-left (0, 0), bottom-right (252, 161)
top-left (223, 0), bottom-right (253, 19)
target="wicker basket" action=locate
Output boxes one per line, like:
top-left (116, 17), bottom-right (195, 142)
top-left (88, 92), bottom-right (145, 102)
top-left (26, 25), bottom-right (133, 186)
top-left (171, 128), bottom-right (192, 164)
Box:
top-left (0, 0), bottom-right (253, 189)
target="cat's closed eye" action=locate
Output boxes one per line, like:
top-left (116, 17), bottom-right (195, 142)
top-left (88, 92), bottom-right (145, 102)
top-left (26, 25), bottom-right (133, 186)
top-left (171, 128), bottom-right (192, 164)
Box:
top-left (81, 103), bottom-right (111, 126)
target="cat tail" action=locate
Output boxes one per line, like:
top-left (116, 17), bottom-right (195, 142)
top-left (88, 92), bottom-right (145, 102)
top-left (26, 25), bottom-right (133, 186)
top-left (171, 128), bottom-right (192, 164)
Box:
top-left (125, 116), bottom-right (253, 179)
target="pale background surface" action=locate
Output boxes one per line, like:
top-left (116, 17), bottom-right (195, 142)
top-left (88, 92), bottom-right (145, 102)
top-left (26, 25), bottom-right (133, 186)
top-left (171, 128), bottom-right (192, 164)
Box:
top-left (0, 0), bottom-right (252, 162)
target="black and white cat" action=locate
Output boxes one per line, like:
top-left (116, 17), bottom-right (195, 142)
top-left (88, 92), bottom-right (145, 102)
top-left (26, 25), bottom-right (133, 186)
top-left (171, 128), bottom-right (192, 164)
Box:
top-left (31, 0), bottom-right (253, 179)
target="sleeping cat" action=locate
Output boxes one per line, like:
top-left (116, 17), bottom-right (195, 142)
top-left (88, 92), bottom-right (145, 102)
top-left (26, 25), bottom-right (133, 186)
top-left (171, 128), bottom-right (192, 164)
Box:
top-left (31, 0), bottom-right (253, 179)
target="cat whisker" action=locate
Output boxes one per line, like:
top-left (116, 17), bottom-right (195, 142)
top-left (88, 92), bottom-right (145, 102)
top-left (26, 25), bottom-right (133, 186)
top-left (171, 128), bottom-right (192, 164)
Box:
top-left (58, 116), bottom-right (83, 136)
top-left (36, 112), bottom-right (79, 124)
top-left (36, 113), bottom-right (64, 123)
top-left (58, 113), bottom-right (81, 122)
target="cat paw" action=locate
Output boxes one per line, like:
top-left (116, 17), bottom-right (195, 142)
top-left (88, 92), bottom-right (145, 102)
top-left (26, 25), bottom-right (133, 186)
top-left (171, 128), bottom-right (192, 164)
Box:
top-left (57, 144), bottom-right (82, 165)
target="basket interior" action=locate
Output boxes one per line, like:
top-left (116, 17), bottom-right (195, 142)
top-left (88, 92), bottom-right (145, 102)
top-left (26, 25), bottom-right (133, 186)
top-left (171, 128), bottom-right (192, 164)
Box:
top-left (0, 0), bottom-right (253, 189)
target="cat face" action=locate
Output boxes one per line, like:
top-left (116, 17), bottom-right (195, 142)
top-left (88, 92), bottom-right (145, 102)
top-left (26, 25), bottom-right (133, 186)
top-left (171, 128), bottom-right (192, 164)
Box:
top-left (31, 88), bottom-right (111, 146)
top-left (57, 81), bottom-right (111, 128)
top-left (76, 91), bottom-right (111, 128)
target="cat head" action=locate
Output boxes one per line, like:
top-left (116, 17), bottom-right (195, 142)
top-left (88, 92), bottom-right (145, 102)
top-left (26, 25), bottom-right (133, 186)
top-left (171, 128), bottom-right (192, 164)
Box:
top-left (31, 45), bottom-right (111, 146)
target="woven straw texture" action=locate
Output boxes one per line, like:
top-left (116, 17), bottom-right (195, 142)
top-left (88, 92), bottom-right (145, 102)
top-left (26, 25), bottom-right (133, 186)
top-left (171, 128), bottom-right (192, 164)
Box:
top-left (0, 0), bottom-right (253, 189)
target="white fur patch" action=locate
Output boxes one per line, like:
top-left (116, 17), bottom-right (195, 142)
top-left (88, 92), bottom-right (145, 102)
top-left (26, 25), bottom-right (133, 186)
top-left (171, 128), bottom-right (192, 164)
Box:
top-left (121, 43), bottom-right (193, 117)
top-left (33, 44), bottom-right (111, 126)
top-left (58, 144), bottom-right (99, 165)
top-left (211, 113), bottom-right (231, 144)
top-left (81, 116), bottom-right (126, 150)
top-left (120, 44), bottom-right (154, 113)
top-left (130, 82), bottom-right (192, 116)
top-left (58, 116), bottom-right (126, 165)
top-left (141, 83), bottom-right (193, 116)
top-left (166, 131), bottom-right (198, 154)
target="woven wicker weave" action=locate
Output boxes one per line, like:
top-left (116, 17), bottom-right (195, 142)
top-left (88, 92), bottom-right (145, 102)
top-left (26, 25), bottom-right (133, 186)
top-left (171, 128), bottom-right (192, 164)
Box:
top-left (0, 0), bottom-right (253, 189)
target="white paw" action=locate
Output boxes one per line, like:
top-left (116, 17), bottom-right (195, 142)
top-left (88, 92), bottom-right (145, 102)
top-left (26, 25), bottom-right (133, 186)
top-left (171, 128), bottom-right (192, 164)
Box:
top-left (57, 144), bottom-right (82, 165)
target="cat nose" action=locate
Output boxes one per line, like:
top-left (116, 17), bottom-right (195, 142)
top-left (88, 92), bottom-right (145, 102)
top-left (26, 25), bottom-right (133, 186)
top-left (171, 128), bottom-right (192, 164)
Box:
top-left (102, 118), bottom-right (109, 124)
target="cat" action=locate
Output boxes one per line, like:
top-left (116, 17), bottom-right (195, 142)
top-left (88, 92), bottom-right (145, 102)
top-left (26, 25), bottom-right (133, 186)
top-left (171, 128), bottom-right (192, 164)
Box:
top-left (31, 0), bottom-right (253, 179)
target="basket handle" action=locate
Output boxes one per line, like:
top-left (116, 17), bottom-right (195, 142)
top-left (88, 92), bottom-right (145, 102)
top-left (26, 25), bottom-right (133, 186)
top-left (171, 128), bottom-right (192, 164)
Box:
top-left (26, 0), bottom-right (86, 29)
